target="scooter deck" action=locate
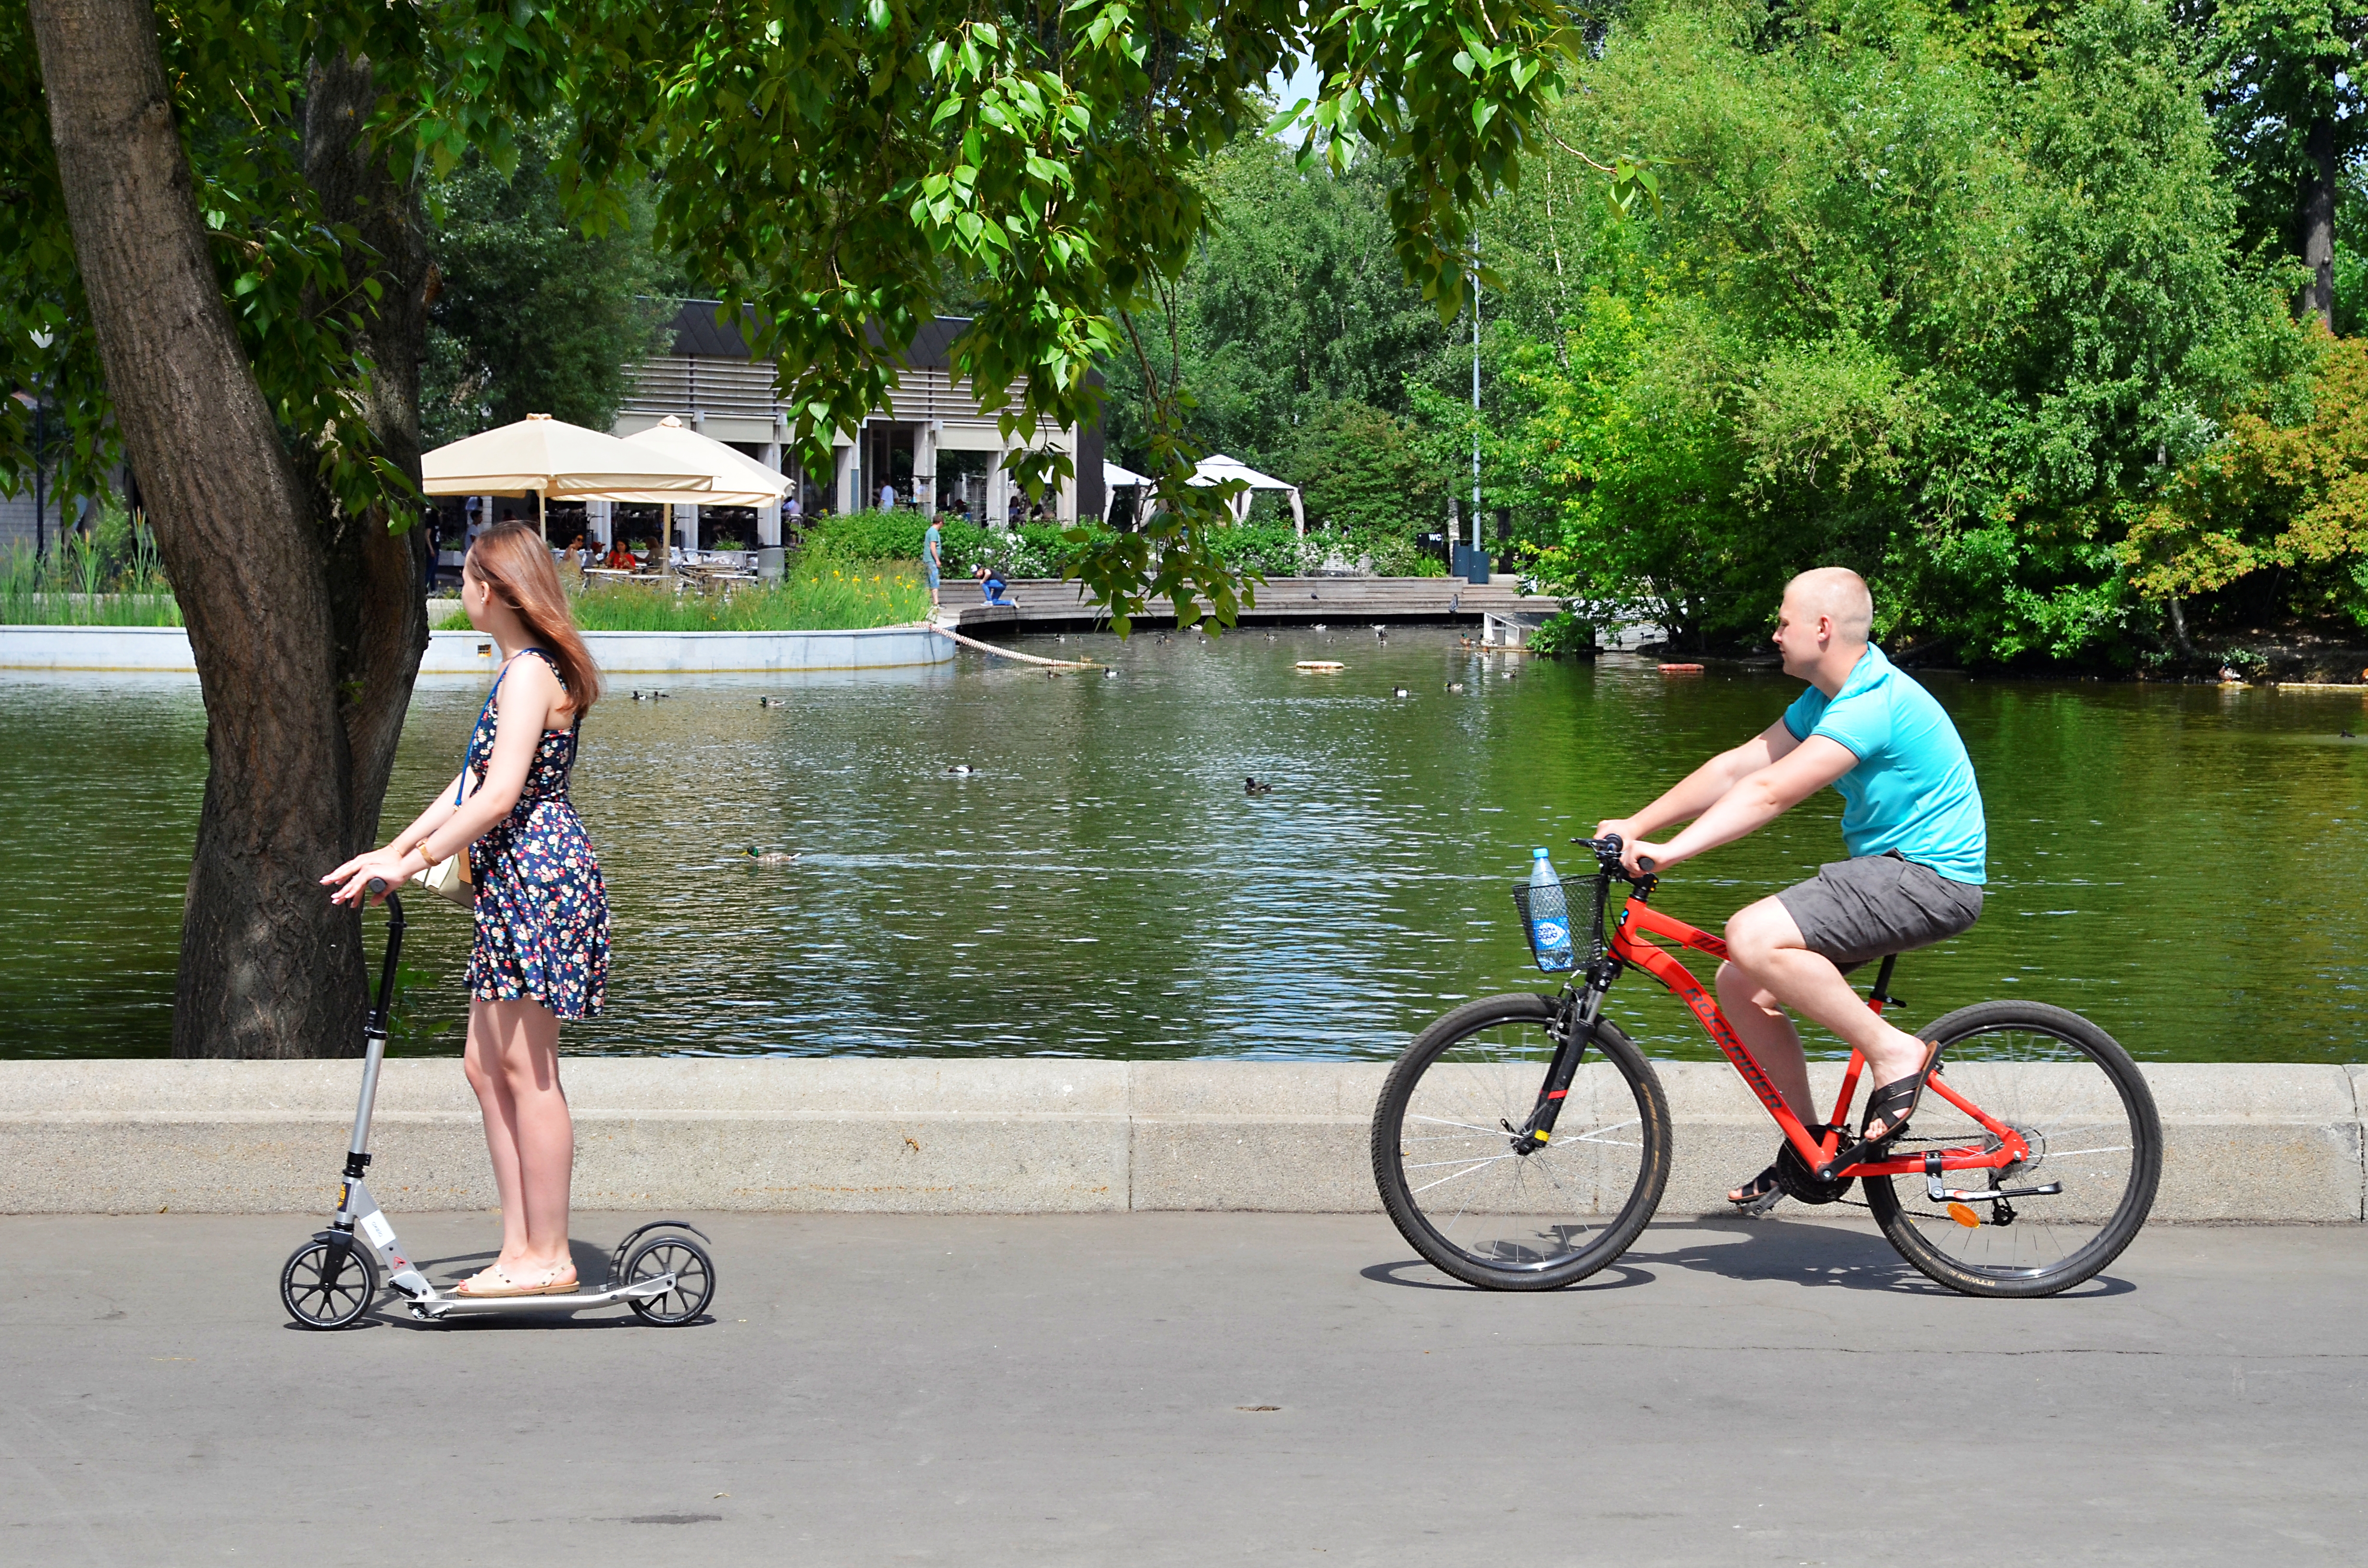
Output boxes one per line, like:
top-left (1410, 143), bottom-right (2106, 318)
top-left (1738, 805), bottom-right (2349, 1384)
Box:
top-left (405, 1273), bottom-right (678, 1318)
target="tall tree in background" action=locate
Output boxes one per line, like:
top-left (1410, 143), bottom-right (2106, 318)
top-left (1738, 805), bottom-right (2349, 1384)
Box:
top-left (2205, 0), bottom-right (2368, 325)
top-left (422, 123), bottom-right (672, 449)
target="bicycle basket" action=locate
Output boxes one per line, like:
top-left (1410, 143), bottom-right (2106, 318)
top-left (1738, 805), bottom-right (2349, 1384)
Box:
top-left (1509, 874), bottom-right (1609, 974)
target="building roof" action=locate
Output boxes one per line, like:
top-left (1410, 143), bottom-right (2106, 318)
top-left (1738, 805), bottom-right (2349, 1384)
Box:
top-left (664, 300), bottom-right (974, 370)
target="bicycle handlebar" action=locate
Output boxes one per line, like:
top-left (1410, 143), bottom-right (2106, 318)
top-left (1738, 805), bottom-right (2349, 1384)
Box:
top-left (1570, 835), bottom-right (1657, 877)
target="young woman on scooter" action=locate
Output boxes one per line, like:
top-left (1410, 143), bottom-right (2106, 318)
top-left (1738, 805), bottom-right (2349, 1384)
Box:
top-left (323, 522), bottom-right (611, 1299)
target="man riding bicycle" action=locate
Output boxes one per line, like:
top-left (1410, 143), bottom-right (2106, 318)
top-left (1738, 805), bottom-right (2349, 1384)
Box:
top-left (1594, 567), bottom-right (1987, 1210)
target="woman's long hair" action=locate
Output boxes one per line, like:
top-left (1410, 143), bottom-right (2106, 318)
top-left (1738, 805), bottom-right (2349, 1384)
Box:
top-left (466, 521), bottom-right (601, 717)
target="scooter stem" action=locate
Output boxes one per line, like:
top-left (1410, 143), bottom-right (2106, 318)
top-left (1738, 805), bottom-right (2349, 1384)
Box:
top-left (347, 886), bottom-right (407, 1171)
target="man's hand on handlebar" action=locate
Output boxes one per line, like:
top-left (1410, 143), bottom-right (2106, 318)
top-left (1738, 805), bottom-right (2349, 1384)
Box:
top-left (1591, 819), bottom-right (1670, 878)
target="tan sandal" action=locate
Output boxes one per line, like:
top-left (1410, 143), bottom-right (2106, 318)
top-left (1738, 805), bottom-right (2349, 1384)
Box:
top-left (453, 1262), bottom-right (578, 1298)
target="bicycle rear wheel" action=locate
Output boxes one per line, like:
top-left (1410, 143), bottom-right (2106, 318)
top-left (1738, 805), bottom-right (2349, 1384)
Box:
top-left (1864, 1000), bottom-right (2160, 1298)
top-left (1372, 993), bottom-right (1671, 1290)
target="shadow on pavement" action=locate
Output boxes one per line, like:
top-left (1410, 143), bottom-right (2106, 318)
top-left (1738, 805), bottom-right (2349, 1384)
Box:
top-left (1361, 1215), bottom-right (2137, 1298)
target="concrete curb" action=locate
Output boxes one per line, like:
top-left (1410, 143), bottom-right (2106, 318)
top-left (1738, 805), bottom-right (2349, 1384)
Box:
top-left (0, 1059), bottom-right (2357, 1221)
top-left (0, 623), bottom-right (954, 674)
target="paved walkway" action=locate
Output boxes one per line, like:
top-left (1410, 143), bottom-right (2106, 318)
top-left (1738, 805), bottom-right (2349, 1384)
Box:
top-left (1, 1213), bottom-right (2359, 1564)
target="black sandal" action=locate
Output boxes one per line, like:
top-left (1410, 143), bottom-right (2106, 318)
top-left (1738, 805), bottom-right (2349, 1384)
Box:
top-left (1819, 1040), bottom-right (1942, 1180)
top-left (1727, 1164), bottom-right (1784, 1214)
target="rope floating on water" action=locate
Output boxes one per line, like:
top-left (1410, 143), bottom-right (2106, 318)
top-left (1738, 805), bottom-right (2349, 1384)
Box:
top-left (928, 622), bottom-right (1102, 668)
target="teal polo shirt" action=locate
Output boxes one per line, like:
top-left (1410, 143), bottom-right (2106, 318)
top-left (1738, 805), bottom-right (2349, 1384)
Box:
top-left (1781, 645), bottom-right (1987, 884)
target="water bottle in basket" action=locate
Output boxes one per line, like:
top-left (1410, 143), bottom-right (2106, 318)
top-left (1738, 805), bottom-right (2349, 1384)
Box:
top-left (1523, 847), bottom-right (1575, 970)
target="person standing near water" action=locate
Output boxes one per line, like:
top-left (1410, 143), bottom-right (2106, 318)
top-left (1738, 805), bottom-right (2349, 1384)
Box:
top-left (323, 522), bottom-right (611, 1298)
top-left (924, 514), bottom-right (944, 609)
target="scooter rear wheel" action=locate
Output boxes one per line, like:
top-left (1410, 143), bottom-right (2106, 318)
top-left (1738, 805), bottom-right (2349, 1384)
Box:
top-left (281, 1237), bottom-right (379, 1329)
top-left (624, 1232), bottom-right (715, 1326)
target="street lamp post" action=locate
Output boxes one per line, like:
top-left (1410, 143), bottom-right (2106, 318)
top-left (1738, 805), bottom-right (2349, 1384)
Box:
top-left (1470, 242), bottom-right (1481, 559)
top-left (28, 328), bottom-right (52, 556)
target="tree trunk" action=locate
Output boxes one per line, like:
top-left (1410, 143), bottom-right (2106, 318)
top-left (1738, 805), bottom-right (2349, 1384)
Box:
top-left (30, 0), bottom-right (428, 1057)
top-left (2303, 104), bottom-right (2337, 330)
top-left (301, 54), bottom-right (432, 849)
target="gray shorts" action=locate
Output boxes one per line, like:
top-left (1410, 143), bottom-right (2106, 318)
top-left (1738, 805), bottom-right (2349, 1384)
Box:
top-left (1775, 853), bottom-right (1983, 969)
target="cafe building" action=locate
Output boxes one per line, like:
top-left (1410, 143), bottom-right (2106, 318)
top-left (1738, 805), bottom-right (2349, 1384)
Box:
top-left (597, 301), bottom-right (1106, 551)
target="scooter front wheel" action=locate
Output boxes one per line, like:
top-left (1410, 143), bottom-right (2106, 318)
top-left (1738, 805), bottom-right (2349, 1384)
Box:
top-left (281, 1237), bottom-right (380, 1329)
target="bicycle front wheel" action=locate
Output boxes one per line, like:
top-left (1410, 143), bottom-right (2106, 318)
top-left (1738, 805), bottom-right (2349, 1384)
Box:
top-left (1864, 1000), bottom-right (2161, 1298)
top-left (1372, 993), bottom-right (1671, 1290)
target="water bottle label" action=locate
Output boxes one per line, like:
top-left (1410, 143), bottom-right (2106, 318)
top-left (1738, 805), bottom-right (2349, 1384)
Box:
top-left (1534, 919), bottom-right (1569, 949)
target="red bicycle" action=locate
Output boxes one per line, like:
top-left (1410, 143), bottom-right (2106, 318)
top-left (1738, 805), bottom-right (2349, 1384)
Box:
top-left (1372, 837), bottom-right (2162, 1298)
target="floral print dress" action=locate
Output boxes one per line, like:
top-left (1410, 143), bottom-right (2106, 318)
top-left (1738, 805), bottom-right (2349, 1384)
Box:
top-left (462, 649), bottom-right (609, 1019)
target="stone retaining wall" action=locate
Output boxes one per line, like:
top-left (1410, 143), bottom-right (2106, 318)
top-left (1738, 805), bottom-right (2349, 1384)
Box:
top-left (0, 623), bottom-right (952, 674)
top-left (0, 1060), bottom-right (2357, 1220)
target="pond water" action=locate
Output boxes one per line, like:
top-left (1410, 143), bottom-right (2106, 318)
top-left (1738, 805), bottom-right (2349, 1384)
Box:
top-left (1, 630), bottom-right (2363, 1063)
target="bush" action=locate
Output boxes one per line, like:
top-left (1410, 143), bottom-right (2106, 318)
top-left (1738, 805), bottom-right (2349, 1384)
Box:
top-left (1528, 610), bottom-right (1591, 657)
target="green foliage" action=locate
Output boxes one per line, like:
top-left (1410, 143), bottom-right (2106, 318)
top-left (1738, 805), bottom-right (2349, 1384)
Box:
top-left (1527, 609), bottom-right (1589, 657)
top-left (804, 510), bottom-right (1084, 577)
top-left (1468, 0), bottom-right (2315, 660)
top-left (2127, 330), bottom-right (2368, 624)
top-left (420, 122), bottom-right (673, 448)
top-left (1292, 401), bottom-right (1443, 537)
top-left (1098, 140), bottom-right (1456, 471)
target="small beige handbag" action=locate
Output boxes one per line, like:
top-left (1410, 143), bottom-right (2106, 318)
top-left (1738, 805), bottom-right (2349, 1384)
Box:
top-left (411, 766), bottom-right (476, 907)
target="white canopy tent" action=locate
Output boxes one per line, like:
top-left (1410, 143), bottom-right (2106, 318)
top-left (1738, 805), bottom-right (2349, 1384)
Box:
top-left (420, 413), bottom-right (715, 538)
top-left (1188, 453), bottom-right (1306, 535)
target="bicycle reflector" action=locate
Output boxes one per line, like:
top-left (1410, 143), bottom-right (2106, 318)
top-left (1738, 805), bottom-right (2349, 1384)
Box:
top-left (1947, 1202), bottom-right (1981, 1228)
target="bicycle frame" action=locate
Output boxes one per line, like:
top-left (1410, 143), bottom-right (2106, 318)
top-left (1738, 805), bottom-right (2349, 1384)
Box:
top-left (1596, 884), bottom-right (2031, 1183)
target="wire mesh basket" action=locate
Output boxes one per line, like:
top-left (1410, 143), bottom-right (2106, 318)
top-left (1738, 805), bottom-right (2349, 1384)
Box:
top-left (1509, 874), bottom-right (1610, 973)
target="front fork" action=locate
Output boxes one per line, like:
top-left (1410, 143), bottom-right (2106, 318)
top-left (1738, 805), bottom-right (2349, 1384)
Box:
top-left (325, 1175), bottom-right (435, 1300)
top-left (1513, 959), bottom-right (1619, 1152)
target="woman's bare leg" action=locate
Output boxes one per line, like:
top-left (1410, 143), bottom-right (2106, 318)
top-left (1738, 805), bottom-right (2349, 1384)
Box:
top-left (462, 998), bottom-right (530, 1264)
top-left (465, 997), bottom-right (574, 1276)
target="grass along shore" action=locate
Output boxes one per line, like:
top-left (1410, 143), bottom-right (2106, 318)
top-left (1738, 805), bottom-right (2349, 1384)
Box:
top-left (436, 555), bottom-right (931, 633)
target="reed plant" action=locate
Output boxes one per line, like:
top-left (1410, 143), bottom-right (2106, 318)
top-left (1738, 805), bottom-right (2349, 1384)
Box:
top-left (0, 508), bottom-right (182, 626)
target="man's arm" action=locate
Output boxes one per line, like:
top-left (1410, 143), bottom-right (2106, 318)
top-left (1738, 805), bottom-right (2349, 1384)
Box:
top-left (1596, 718), bottom-right (1803, 846)
top-left (1627, 735), bottom-right (1859, 871)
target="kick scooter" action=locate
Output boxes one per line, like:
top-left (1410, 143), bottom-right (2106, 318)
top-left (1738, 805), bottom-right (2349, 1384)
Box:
top-left (279, 882), bottom-right (717, 1329)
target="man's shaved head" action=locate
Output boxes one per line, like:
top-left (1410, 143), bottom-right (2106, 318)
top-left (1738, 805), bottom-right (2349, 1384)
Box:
top-left (1782, 567), bottom-right (1873, 643)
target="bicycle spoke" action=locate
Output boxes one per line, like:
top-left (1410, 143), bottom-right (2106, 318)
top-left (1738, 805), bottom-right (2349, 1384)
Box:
top-left (1411, 1154), bottom-right (1519, 1193)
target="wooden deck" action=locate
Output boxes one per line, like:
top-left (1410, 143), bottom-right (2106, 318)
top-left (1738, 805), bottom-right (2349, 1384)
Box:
top-left (935, 576), bottom-right (1553, 633)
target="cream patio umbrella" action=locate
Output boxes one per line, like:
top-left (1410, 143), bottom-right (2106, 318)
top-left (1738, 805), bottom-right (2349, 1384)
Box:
top-left (581, 417), bottom-right (796, 562)
top-left (420, 412), bottom-right (716, 539)
top-left (607, 416), bottom-right (795, 509)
